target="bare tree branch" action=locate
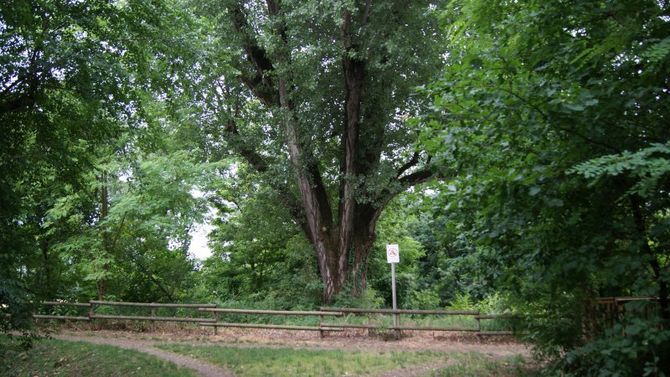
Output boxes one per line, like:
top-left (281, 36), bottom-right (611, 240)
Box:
top-left (396, 151), bottom-right (420, 178)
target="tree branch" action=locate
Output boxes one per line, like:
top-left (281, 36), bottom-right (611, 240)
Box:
top-left (223, 118), bottom-right (269, 172)
top-left (396, 151), bottom-right (420, 178)
top-left (228, 2), bottom-right (279, 106)
top-left (398, 167), bottom-right (434, 187)
top-left (362, 0), bottom-right (372, 24)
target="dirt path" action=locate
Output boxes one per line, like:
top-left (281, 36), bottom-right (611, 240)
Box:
top-left (58, 328), bottom-right (529, 358)
top-left (55, 334), bottom-right (234, 377)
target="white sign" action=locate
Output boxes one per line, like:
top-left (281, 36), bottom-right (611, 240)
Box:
top-left (386, 244), bottom-right (400, 263)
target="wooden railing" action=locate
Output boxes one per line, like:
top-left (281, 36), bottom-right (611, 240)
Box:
top-left (33, 300), bottom-right (517, 337)
top-left (593, 296), bottom-right (660, 328)
top-left (319, 307), bottom-right (514, 336)
top-left (197, 307), bottom-right (344, 336)
top-left (37, 300), bottom-right (217, 323)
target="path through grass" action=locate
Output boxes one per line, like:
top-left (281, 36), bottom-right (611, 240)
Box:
top-left (425, 353), bottom-right (538, 377)
top-left (1, 336), bottom-right (196, 377)
top-left (159, 343), bottom-right (446, 377)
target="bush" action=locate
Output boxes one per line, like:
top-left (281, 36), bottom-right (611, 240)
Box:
top-left (549, 317), bottom-right (670, 377)
top-left (407, 290), bottom-right (442, 309)
top-left (332, 287), bottom-right (384, 309)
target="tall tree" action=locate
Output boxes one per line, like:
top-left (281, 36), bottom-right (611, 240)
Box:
top-left (195, 0), bottom-right (443, 302)
top-left (0, 0), bottom-right (200, 328)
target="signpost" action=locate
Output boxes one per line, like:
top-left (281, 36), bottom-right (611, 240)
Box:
top-left (386, 244), bottom-right (400, 334)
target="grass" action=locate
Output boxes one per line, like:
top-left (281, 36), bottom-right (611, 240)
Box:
top-left (0, 336), bottom-right (196, 377)
top-left (424, 353), bottom-right (539, 377)
top-left (158, 343), bottom-right (446, 377)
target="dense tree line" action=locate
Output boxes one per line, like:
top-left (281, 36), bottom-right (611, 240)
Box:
top-left (2, 0), bottom-right (669, 375)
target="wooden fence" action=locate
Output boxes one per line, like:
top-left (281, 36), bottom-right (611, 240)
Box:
top-left (318, 307), bottom-right (514, 336)
top-left (36, 300), bottom-right (218, 323)
top-left (33, 300), bottom-right (515, 338)
top-left (593, 296), bottom-right (660, 327)
top-left (197, 307), bottom-right (345, 336)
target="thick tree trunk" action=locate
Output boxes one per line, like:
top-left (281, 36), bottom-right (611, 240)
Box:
top-left (310, 203), bottom-right (381, 303)
top-left (310, 222), bottom-right (377, 303)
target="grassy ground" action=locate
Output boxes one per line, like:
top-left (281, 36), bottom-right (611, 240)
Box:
top-left (425, 353), bottom-right (539, 377)
top-left (0, 336), bottom-right (196, 377)
top-left (158, 343), bottom-right (446, 377)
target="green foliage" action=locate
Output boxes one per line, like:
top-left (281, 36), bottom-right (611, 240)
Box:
top-left (0, 0), bottom-right (210, 323)
top-left (367, 198), bottom-right (431, 308)
top-left (332, 286), bottom-right (385, 310)
top-left (419, 0), bottom-right (670, 374)
top-left (428, 354), bottom-right (536, 377)
top-left (198, 167), bottom-right (323, 307)
top-left (407, 290), bottom-right (442, 310)
top-left (555, 318), bottom-right (670, 377)
top-left (571, 143), bottom-right (670, 198)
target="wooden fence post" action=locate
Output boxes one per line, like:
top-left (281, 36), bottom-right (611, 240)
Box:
top-left (88, 301), bottom-right (95, 329)
top-left (150, 305), bottom-right (156, 331)
top-left (319, 312), bottom-right (324, 338)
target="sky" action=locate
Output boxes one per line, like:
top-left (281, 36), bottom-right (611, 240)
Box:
top-left (187, 189), bottom-right (216, 261)
top-left (188, 220), bottom-right (213, 260)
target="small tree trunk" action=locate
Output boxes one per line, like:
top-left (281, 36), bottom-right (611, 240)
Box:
top-left (629, 196), bottom-right (669, 321)
top-left (651, 258), bottom-right (670, 321)
top-left (98, 172), bottom-right (109, 301)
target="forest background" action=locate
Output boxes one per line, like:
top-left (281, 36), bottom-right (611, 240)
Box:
top-left (1, 0), bottom-right (669, 376)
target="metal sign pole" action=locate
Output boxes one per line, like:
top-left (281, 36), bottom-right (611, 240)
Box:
top-left (391, 262), bottom-right (398, 328)
top-left (386, 243), bottom-right (400, 337)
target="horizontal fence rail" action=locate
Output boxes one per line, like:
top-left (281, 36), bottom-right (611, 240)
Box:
top-left (32, 314), bottom-right (90, 321)
top-left (90, 314), bottom-right (217, 323)
top-left (35, 300), bottom-right (219, 324)
top-left (198, 308), bottom-right (343, 316)
top-left (36, 301), bottom-right (92, 322)
top-left (319, 306), bottom-right (514, 336)
top-left (90, 300), bottom-right (218, 324)
top-left (199, 322), bottom-right (344, 332)
top-left (90, 300), bottom-right (217, 308)
top-left (320, 307), bottom-right (479, 315)
top-left (42, 301), bottom-right (90, 307)
top-left (32, 300), bottom-right (527, 338)
top-left (596, 296), bottom-right (658, 304)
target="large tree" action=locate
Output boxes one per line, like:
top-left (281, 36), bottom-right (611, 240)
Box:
top-left (195, 0), bottom-right (443, 302)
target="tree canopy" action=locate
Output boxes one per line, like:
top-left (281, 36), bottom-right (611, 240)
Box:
top-left (2, 0), bottom-right (670, 375)
top-left (190, 0), bottom-right (444, 302)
